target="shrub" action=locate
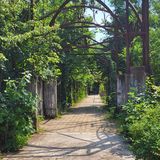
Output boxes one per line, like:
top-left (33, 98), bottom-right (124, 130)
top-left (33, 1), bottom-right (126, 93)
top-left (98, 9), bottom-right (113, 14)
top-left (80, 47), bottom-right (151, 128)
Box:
top-left (99, 83), bottom-right (107, 103)
top-left (120, 79), bottom-right (160, 159)
top-left (0, 72), bottom-right (37, 152)
top-left (128, 103), bottom-right (160, 159)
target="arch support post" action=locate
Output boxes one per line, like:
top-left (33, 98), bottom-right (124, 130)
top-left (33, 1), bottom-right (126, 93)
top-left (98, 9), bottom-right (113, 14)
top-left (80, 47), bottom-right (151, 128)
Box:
top-left (142, 0), bottom-right (151, 75)
top-left (126, 0), bottom-right (131, 75)
top-left (125, 0), bottom-right (131, 102)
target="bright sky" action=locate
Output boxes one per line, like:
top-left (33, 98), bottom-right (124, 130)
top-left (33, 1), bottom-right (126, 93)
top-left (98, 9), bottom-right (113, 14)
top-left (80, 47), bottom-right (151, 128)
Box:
top-left (85, 1), bottom-right (113, 42)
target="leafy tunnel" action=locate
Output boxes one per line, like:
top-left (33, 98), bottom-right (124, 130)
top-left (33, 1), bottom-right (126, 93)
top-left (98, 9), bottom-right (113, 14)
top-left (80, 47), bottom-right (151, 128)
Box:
top-left (2, 1), bottom-right (160, 158)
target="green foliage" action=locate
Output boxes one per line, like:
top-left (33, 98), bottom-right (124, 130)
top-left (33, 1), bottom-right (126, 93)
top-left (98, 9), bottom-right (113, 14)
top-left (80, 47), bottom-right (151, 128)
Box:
top-left (119, 79), bottom-right (160, 159)
top-left (27, 49), bottom-right (61, 80)
top-left (0, 53), bottom-right (6, 62)
top-left (99, 83), bottom-right (107, 103)
top-left (0, 53), bottom-right (7, 71)
top-left (150, 0), bottom-right (160, 85)
top-left (0, 0), bottom-right (61, 81)
top-left (0, 72), bottom-right (37, 152)
top-left (130, 36), bottom-right (143, 66)
top-left (150, 28), bottom-right (160, 84)
top-left (1, 0), bottom-right (160, 156)
top-left (0, 0), bottom-right (62, 151)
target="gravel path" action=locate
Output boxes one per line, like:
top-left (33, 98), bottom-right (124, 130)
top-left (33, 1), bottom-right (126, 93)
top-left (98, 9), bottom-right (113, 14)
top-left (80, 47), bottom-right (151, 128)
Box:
top-left (3, 95), bottom-right (135, 160)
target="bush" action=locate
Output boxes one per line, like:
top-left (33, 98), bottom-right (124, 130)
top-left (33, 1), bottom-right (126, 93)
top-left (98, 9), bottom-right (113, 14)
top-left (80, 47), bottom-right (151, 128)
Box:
top-left (0, 72), bottom-right (37, 152)
top-left (99, 83), bottom-right (107, 103)
top-left (129, 106), bottom-right (160, 159)
top-left (120, 79), bottom-right (160, 159)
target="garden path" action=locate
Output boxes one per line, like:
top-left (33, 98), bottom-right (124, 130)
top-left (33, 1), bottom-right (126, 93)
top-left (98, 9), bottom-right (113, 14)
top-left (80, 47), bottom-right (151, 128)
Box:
top-left (3, 95), bottom-right (134, 160)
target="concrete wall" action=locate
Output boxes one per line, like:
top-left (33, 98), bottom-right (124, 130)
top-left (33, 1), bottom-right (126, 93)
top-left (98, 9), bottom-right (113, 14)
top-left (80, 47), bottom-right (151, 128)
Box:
top-left (43, 80), bottom-right (58, 118)
top-left (117, 75), bottom-right (126, 106)
top-left (28, 77), bottom-right (58, 119)
top-left (129, 66), bottom-right (146, 93)
top-left (117, 66), bottom-right (146, 107)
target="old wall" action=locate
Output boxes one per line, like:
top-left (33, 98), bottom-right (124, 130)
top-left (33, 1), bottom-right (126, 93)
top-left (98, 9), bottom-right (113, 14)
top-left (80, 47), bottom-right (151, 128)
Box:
top-left (28, 77), bottom-right (58, 120)
top-left (117, 66), bottom-right (146, 107)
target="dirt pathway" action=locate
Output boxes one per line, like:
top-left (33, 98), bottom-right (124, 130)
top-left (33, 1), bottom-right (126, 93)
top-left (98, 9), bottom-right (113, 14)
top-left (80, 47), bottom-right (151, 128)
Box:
top-left (3, 95), bottom-right (134, 160)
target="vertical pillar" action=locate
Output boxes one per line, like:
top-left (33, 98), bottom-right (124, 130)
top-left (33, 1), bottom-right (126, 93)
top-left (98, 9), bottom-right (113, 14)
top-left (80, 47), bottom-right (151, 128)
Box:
top-left (114, 26), bottom-right (119, 111)
top-left (125, 0), bottom-right (131, 101)
top-left (142, 0), bottom-right (151, 74)
top-left (126, 0), bottom-right (131, 74)
top-left (43, 80), bottom-right (58, 118)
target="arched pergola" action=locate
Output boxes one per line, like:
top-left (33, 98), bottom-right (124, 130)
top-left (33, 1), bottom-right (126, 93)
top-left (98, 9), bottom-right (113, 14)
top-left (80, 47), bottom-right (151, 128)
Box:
top-left (45, 0), bottom-right (150, 75)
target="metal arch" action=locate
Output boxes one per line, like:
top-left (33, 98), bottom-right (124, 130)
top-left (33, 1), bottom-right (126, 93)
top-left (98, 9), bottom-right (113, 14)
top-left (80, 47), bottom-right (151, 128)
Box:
top-left (125, 0), bottom-right (151, 75)
top-left (95, 0), bottom-right (123, 31)
top-left (40, 5), bottom-right (111, 20)
top-left (69, 35), bottom-right (108, 48)
top-left (48, 0), bottom-right (144, 35)
top-left (49, 0), bottom-right (124, 32)
top-left (60, 34), bottom-right (111, 52)
top-left (61, 21), bottom-right (115, 31)
top-left (47, 0), bottom-right (150, 74)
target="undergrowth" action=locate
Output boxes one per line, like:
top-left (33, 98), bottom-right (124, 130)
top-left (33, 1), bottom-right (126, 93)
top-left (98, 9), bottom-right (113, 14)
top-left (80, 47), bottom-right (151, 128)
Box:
top-left (0, 72), bottom-right (37, 152)
top-left (113, 78), bottom-right (160, 160)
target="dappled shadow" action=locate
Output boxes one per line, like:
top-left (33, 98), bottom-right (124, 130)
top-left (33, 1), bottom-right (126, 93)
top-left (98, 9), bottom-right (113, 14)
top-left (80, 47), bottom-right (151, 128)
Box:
top-left (4, 95), bottom-right (134, 159)
top-left (43, 120), bottom-right (104, 132)
top-left (5, 125), bottom-right (134, 159)
top-left (67, 106), bottom-right (102, 115)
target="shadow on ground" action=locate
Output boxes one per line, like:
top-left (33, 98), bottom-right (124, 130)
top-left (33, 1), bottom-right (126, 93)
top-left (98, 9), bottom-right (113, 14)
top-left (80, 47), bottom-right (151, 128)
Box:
top-left (5, 125), bottom-right (133, 159)
top-left (3, 95), bottom-right (134, 160)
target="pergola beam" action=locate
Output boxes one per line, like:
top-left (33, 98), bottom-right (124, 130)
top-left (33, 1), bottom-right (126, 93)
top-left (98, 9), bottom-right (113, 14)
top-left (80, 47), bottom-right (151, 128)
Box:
top-left (61, 21), bottom-right (115, 31)
top-left (49, 0), bottom-right (124, 33)
top-left (48, 0), bottom-right (150, 75)
top-left (40, 5), bottom-right (110, 20)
